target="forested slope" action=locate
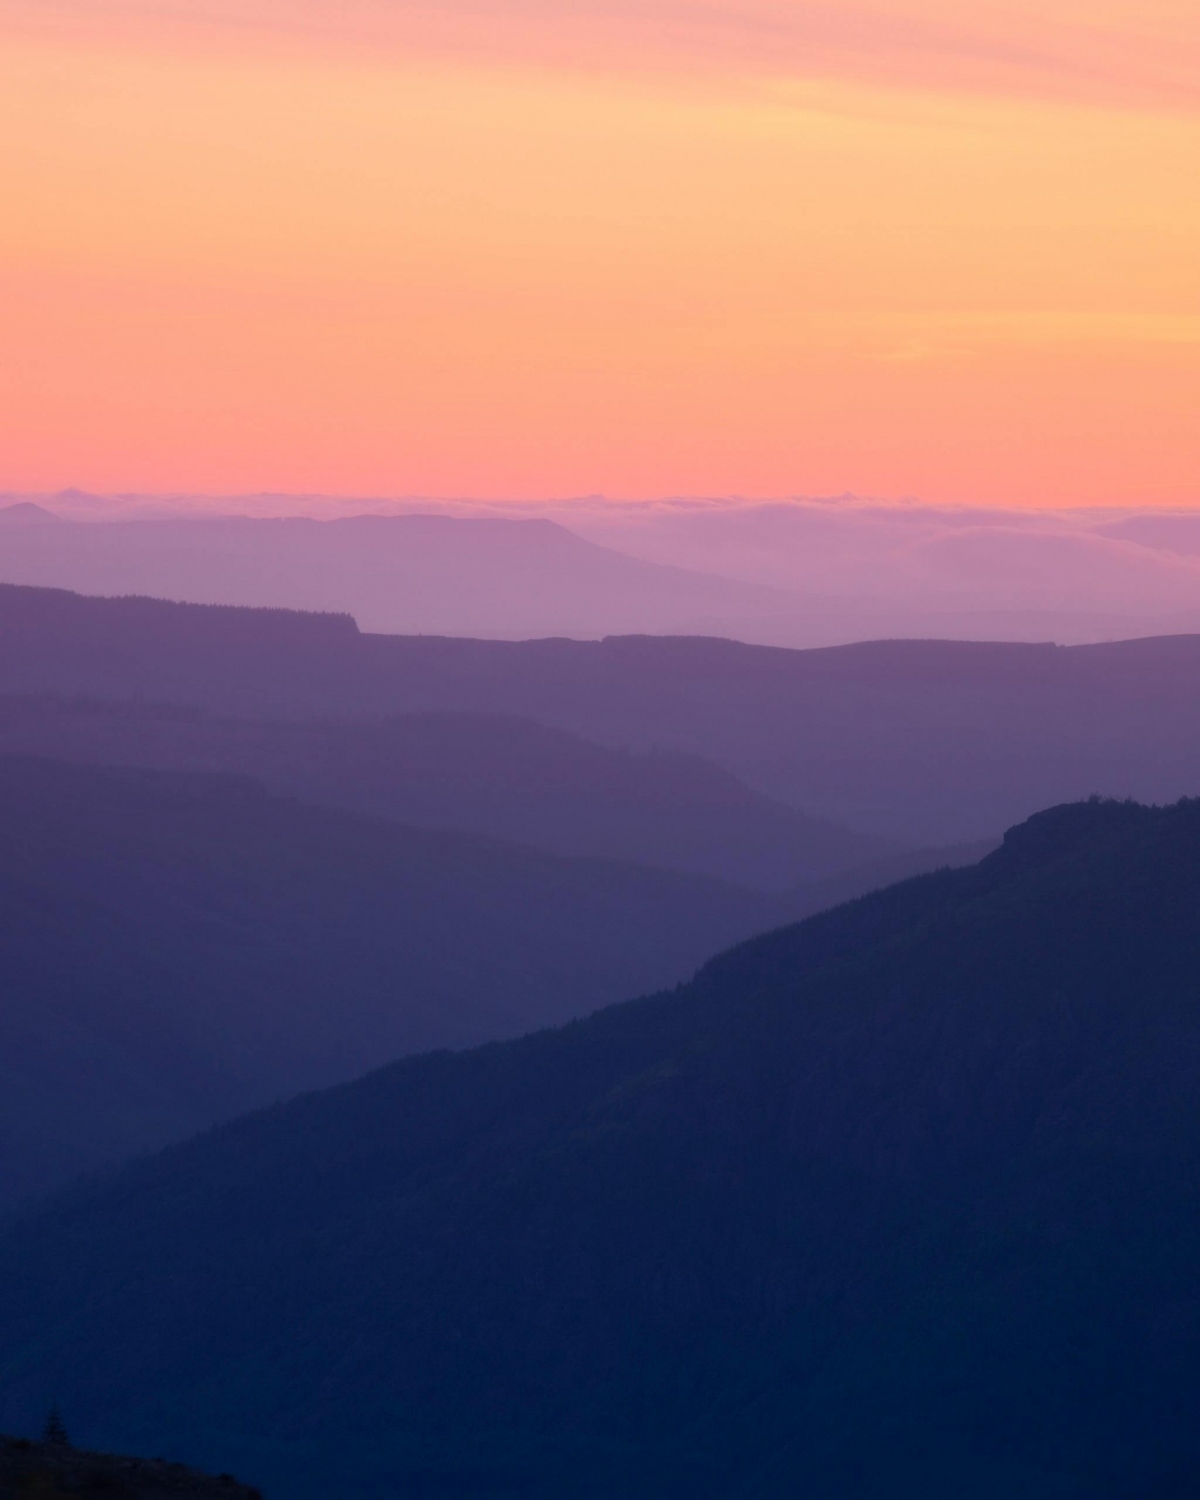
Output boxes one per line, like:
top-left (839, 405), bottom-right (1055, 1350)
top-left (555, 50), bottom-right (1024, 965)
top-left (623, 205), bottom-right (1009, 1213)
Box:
top-left (2, 797), bottom-right (1198, 1498)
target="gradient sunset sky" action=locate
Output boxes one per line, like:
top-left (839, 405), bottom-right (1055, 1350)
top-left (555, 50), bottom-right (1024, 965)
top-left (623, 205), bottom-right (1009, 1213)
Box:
top-left (2, 0), bottom-right (1197, 505)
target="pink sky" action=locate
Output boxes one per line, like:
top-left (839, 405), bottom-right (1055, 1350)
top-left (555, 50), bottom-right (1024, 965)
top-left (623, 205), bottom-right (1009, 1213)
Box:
top-left (1, 0), bottom-right (1197, 504)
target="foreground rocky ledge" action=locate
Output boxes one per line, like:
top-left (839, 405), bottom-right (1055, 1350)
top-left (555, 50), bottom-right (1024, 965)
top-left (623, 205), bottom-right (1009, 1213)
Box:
top-left (1, 1436), bottom-right (262, 1499)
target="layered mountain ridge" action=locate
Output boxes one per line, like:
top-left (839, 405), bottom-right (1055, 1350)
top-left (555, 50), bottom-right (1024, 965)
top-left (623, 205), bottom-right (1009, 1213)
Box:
top-left (0, 696), bottom-right (890, 893)
top-left (3, 581), bottom-right (1200, 841)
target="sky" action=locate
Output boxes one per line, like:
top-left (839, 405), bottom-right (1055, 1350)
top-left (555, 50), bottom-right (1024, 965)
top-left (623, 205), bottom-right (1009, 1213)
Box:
top-left (1, 0), bottom-right (1197, 506)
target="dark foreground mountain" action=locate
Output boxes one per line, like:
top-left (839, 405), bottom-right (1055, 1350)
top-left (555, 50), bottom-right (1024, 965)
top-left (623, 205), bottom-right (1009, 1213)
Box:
top-left (2, 797), bottom-right (1198, 1499)
top-left (0, 697), bottom-right (889, 892)
top-left (0, 1434), bottom-right (261, 1500)
top-left (4, 582), bottom-right (1200, 841)
top-left (0, 756), bottom-right (790, 1208)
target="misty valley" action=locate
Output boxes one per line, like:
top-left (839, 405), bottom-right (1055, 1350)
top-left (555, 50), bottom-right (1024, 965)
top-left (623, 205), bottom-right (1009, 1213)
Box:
top-left (5, 0), bottom-right (1198, 1477)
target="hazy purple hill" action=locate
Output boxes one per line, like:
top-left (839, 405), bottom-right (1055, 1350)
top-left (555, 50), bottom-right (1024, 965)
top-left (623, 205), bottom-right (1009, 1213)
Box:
top-left (0, 584), bottom-right (359, 716)
top-left (0, 513), bottom-right (806, 640)
top-left (0, 754), bottom-right (799, 1208)
top-left (0, 697), bottom-right (891, 891)
top-left (4, 505), bottom-right (1198, 644)
top-left (1094, 512), bottom-right (1200, 556)
top-left (0, 502), bottom-right (61, 525)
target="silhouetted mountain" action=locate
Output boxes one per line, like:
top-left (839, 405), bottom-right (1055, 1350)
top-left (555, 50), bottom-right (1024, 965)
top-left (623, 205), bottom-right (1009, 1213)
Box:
top-left (0, 755), bottom-right (792, 1208)
top-left (2, 796), bottom-right (1198, 1499)
top-left (0, 697), bottom-right (889, 891)
top-left (0, 1434), bottom-right (261, 1500)
top-left (3, 584), bottom-right (1200, 841)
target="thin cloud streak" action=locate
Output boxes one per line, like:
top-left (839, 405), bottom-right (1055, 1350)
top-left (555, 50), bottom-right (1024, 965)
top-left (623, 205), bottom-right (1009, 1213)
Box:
top-left (2, 0), bottom-right (1197, 108)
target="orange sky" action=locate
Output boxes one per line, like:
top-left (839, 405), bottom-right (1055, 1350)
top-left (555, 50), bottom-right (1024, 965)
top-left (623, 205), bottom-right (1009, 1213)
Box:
top-left (1, 0), bottom-right (1197, 505)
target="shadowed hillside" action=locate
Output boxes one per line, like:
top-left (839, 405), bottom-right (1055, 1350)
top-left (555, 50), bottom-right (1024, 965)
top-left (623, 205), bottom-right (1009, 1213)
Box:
top-left (1, 797), bottom-right (1198, 1498)
top-left (0, 697), bottom-right (891, 892)
top-left (0, 755), bottom-right (793, 1207)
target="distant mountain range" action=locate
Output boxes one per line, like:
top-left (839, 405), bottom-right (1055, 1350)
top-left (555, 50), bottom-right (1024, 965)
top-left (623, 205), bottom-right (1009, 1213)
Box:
top-left (2, 505), bottom-right (1199, 647)
top-left (0, 511), bottom-right (819, 641)
top-left (3, 583), bottom-right (1200, 842)
top-left (569, 499), bottom-right (1200, 620)
top-left (3, 795), bottom-right (1198, 1498)
top-left (0, 756), bottom-right (798, 1207)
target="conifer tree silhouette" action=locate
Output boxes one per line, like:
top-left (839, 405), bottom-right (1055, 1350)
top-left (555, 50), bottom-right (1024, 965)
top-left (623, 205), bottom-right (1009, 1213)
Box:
top-left (42, 1404), bottom-right (69, 1447)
